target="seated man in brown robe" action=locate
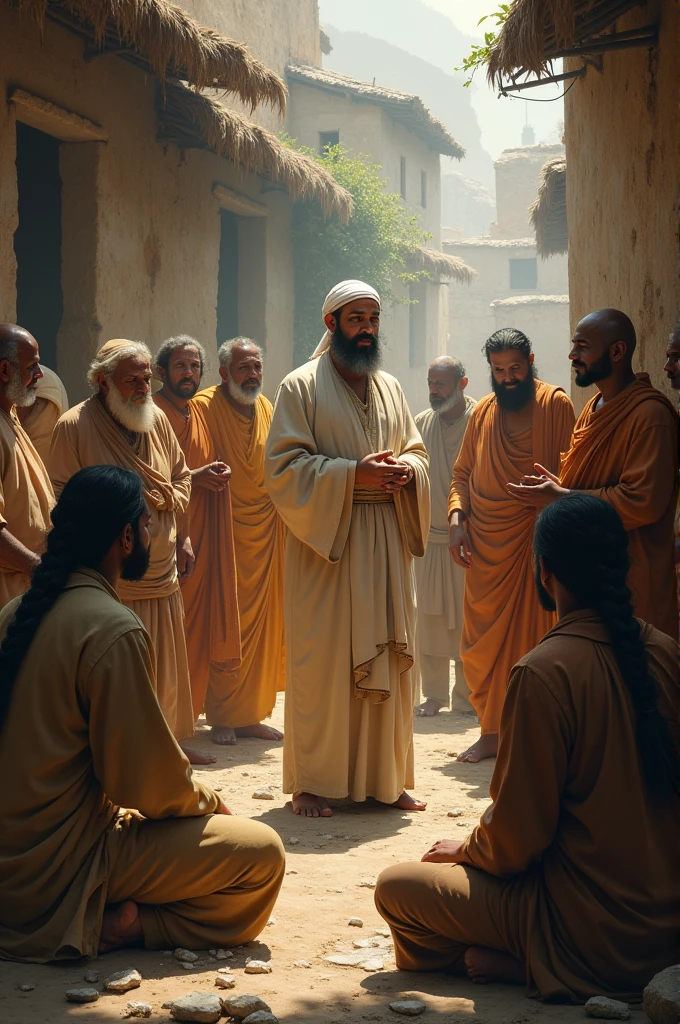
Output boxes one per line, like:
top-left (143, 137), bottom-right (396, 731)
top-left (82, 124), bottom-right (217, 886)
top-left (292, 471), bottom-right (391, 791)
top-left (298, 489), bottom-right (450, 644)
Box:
top-left (375, 493), bottom-right (679, 1003)
top-left (0, 466), bottom-right (284, 963)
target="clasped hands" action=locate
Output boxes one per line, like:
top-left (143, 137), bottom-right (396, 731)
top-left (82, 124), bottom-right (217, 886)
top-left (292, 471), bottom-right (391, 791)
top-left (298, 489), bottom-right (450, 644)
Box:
top-left (192, 460), bottom-right (231, 492)
top-left (355, 449), bottom-right (414, 493)
top-left (506, 463), bottom-right (569, 507)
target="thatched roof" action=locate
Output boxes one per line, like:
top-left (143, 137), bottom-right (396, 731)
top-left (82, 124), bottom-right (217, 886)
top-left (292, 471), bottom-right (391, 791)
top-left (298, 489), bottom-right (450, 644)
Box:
top-left (530, 157), bottom-right (567, 258)
top-left (11, 0), bottom-right (286, 110)
top-left (488, 0), bottom-right (648, 86)
top-left (286, 65), bottom-right (464, 158)
top-left (158, 84), bottom-right (353, 221)
top-left (444, 237), bottom-right (535, 250)
top-left (408, 247), bottom-right (476, 284)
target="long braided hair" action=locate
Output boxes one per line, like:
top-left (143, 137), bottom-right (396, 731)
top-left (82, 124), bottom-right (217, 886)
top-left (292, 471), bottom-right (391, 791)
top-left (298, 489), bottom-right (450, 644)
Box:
top-left (0, 465), bottom-right (146, 730)
top-left (534, 493), bottom-right (679, 802)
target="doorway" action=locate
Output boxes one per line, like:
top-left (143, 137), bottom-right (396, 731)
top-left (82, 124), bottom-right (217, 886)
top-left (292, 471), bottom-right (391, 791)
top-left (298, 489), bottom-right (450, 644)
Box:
top-left (216, 209), bottom-right (239, 345)
top-left (13, 122), bottom-right (63, 368)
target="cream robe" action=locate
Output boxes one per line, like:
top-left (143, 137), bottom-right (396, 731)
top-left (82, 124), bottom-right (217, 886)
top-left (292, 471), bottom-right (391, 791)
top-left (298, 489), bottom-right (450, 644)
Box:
top-left (0, 408), bottom-right (54, 609)
top-left (17, 365), bottom-right (69, 467)
top-left (49, 397), bottom-right (194, 738)
top-left (265, 352), bottom-right (430, 803)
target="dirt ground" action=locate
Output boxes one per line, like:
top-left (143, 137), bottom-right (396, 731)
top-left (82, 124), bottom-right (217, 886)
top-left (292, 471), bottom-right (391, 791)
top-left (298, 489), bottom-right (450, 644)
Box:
top-left (0, 695), bottom-right (646, 1024)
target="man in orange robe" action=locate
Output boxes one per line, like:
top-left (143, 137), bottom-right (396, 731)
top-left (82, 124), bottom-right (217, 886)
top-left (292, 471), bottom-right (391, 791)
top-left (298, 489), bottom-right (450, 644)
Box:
top-left (448, 329), bottom-right (575, 762)
top-left (193, 338), bottom-right (285, 746)
top-left (153, 335), bottom-right (241, 740)
top-left (510, 309), bottom-right (678, 639)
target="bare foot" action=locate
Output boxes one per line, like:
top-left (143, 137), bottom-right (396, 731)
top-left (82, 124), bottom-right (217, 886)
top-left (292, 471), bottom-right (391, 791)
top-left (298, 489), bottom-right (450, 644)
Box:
top-left (180, 743), bottom-right (217, 764)
top-left (211, 727), bottom-right (237, 746)
top-left (415, 698), bottom-right (446, 717)
top-left (292, 792), bottom-right (333, 817)
top-left (456, 734), bottom-right (498, 763)
top-left (464, 946), bottom-right (524, 985)
top-left (390, 791), bottom-right (427, 811)
top-left (235, 723), bottom-right (283, 741)
top-left (98, 900), bottom-right (143, 954)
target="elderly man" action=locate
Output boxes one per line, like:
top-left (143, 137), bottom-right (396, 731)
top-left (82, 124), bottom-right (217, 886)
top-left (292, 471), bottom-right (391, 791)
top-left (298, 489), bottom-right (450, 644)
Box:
top-left (153, 335), bottom-right (241, 740)
top-left (49, 339), bottom-right (207, 763)
top-left (17, 363), bottom-right (69, 466)
top-left (0, 324), bottom-right (54, 610)
top-left (193, 338), bottom-right (285, 746)
top-left (448, 328), bottom-right (575, 762)
top-left (510, 309), bottom-right (678, 639)
top-left (414, 356), bottom-right (475, 717)
top-left (265, 281), bottom-right (430, 817)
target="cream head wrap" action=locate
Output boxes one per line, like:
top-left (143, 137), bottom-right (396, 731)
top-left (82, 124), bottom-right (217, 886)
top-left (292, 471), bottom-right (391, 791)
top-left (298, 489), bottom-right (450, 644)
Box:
top-left (312, 280), bottom-right (381, 359)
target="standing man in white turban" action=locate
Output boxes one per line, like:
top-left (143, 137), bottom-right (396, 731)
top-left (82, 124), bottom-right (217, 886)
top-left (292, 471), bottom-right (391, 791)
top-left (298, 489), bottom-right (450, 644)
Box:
top-left (265, 281), bottom-right (430, 817)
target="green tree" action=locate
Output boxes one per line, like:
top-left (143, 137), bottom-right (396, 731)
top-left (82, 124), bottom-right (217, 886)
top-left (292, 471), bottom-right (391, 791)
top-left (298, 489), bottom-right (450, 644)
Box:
top-left (288, 142), bottom-right (431, 366)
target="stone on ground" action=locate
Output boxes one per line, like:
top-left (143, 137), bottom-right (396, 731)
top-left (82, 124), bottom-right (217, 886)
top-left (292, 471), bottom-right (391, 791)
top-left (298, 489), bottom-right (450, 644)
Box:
top-left (359, 957), bottom-right (384, 972)
top-left (124, 1001), bottom-right (153, 1018)
top-left (644, 966), bottom-right (680, 1024)
top-left (252, 788), bottom-right (275, 800)
top-left (348, 917), bottom-right (364, 927)
top-left (585, 997), bottom-right (630, 1020)
top-left (104, 968), bottom-right (142, 992)
top-left (293, 960), bottom-right (312, 968)
top-left (359, 879), bottom-right (376, 888)
top-left (447, 808), bottom-right (463, 818)
top-left (168, 992), bottom-right (222, 1023)
top-left (174, 948), bottom-right (199, 963)
top-left (66, 987), bottom-right (100, 1003)
top-left (19, 983), bottom-right (34, 991)
top-left (214, 974), bottom-right (236, 989)
top-left (215, 948), bottom-right (233, 960)
top-left (84, 969), bottom-right (100, 983)
top-left (221, 993), bottom-right (271, 1018)
top-left (244, 960), bottom-right (272, 974)
top-left (389, 999), bottom-right (427, 1016)
top-left (242, 1013), bottom-right (279, 1024)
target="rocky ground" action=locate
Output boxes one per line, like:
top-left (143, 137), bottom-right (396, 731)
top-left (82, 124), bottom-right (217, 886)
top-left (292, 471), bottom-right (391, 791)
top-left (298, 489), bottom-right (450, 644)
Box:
top-left (0, 696), bottom-right (650, 1024)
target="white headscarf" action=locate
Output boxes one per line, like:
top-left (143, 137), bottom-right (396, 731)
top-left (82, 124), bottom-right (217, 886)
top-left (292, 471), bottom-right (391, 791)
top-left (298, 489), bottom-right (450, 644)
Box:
top-left (311, 279), bottom-right (381, 359)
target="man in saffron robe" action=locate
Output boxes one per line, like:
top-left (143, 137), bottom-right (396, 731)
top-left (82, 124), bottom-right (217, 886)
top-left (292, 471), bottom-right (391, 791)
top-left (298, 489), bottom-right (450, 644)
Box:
top-left (510, 309), bottom-right (678, 639)
top-left (265, 281), bottom-right (430, 817)
top-left (193, 339), bottom-right (284, 746)
top-left (153, 335), bottom-right (241, 742)
top-left (17, 363), bottom-right (69, 466)
top-left (49, 339), bottom-right (207, 763)
top-left (414, 356), bottom-right (475, 716)
top-left (448, 328), bottom-right (575, 762)
top-left (0, 325), bottom-right (54, 609)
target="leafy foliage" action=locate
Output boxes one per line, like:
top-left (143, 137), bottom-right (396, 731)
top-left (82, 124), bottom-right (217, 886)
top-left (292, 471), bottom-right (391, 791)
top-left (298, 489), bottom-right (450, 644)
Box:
top-left (286, 140), bottom-right (431, 366)
top-left (454, 5), bottom-right (511, 87)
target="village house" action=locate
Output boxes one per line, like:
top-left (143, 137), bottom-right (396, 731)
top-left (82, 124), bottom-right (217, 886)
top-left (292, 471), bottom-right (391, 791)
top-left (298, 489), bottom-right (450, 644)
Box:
top-left (0, 0), bottom-right (350, 403)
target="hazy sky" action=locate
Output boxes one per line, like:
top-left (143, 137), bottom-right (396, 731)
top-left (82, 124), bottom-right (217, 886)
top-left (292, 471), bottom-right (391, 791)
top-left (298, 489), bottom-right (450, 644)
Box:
top-left (423, 0), bottom-right (499, 35)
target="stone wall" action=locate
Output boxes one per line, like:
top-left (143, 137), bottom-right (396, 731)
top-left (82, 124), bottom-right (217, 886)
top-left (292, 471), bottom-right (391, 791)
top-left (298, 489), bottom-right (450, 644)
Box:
top-left (491, 295), bottom-right (571, 393)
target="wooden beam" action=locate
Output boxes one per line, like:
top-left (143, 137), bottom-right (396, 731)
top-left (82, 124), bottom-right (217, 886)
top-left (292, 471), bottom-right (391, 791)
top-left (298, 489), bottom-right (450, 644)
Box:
top-left (9, 89), bottom-right (108, 142)
top-left (213, 184), bottom-right (270, 218)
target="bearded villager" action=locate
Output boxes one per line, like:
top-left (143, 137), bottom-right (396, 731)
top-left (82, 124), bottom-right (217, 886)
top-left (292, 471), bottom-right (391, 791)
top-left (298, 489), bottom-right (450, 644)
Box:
top-left (0, 324), bottom-right (55, 609)
top-left (16, 363), bottom-right (69, 467)
top-left (414, 356), bottom-right (475, 717)
top-left (48, 339), bottom-right (207, 763)
top-left (0, 466), bottom-right (284, 963)
top-left (265, 280), bottom-right (430, 817)
top-left (193, 339), bottom-right (285, 746)
top-left (448, 329), bottom-right (575, 761)
top-left (376, 494), bottom-right (680, 1003)
top-left (153, 336), bottom-right (241, 734)
top-left (510, 310), bottom-right (678, 639)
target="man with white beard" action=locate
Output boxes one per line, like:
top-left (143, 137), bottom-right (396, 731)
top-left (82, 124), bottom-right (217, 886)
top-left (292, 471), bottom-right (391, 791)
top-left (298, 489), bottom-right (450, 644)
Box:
top-left (0, 324), bottom-right (54, 609)
top-left (49, 339), bottom-right (209, 763)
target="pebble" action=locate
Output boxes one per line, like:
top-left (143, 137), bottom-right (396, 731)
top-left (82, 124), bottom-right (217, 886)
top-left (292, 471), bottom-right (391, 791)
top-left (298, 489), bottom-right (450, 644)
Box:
top-left (252, 788), bottom-right (275, 800)
top-left (359, 879), bottom-right (376, 889)
top-left (221, 994), bottom-right (271, 1019)
top-left (359, 957), bottom-right (384, 972)
top-left (84, 969), bottom-right (100, 983)
top-left (242, 1013), bottom-right (278, 1024)
top-left (389, 999), bottom-right (427, 1016)
top-left (244, 960), bottom-right (272, 974)
top-left (353, 939), bottom-right (381, 949)
top-left (447, 751), bottom-right (459, 757)
top-left (104, 968), bottom-right (142, 993)
top-left (288, 837), bottom-right (300, 845)
top-left (643, 966), bottom-right (680, 1024)
top-left (124, 1001), bottom-right (153, 1019)
top-left (293, 960), bottom-right (312, 968)
top-left (266, 916), bottom-right (276, 926)
top-left (241, 772), bottom-right (250, 777)
top-left (175, 948), bottom-right (200, 963)
top-left (66, 987), bottom-right (100, 1003)
top-left (215, 949), bottom-right (234, 960)
top-left (348, 917), bottom-right (364, 927)
top-left (325, 951), bottom-right (384, 970)
top-left (456, 821), bottom-right (467, 828)
top-left (286, 869), bottom-right (299, 875)
top-left (214, 974), bottom-right (236, 989)
top-left (168, 992), bottom-right (222, 1022)
top-left (19, 983), bottom-right (35, 992)
top-left (217, 966), bottom-right (235, 975)
top-left (182, 962), bottom-right (196, 970)
top-left (447, 808), bottom-right (464, 818)
top-left (585, 997), bottom-right (631, 1020)
top-left (373, 928), bottom-right (391, 938)
top-left (320, 833), bottom-right (333, 840)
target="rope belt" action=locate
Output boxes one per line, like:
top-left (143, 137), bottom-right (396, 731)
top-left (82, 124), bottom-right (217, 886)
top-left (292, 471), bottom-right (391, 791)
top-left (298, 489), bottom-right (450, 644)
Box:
top-left (352, 486), bottom-right (394, 504)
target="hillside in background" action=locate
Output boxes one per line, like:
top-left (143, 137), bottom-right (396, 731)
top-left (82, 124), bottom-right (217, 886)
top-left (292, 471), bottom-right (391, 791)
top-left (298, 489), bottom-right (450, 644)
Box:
top-left (321, 26), bottom-right (495, 189)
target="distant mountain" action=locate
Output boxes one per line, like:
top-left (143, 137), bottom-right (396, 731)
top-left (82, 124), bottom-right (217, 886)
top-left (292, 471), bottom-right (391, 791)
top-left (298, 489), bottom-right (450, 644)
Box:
top-left (321, 26), bottom-right (495, 189)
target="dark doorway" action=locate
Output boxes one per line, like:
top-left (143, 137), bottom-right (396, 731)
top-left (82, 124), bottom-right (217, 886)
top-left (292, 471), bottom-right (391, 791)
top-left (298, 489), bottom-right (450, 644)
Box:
top-left (13, 122), bottom-right (63, 368)
top-left (216, 209), bottom-right (239, 345)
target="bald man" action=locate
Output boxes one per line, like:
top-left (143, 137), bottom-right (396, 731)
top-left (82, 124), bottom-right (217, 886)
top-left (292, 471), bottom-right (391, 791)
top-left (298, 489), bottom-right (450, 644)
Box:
top-left (510, 309), bottom-right (678, 638)
top-left (414, 357), bottom-right (475, 716)
top-left (0, 325), bottom-right (54, 609)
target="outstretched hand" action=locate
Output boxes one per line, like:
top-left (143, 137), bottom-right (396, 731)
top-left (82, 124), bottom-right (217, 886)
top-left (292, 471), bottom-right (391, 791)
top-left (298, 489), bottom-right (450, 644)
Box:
top-left (421, 838), bottom-right (465, 863)
top-left (506, 463), bottom-right (569, 507)
top-left (192, 461), bottom-right (231, 491)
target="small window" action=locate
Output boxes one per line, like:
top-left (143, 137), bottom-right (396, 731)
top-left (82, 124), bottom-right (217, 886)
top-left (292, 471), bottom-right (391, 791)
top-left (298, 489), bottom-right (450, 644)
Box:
top-left (509, 257), bottom-right (537, 289)
top-left (319, 130), bottom-right (339, 154)
top-left (400, 156), bottom-right (406, 200)
top-left (420, 170), bottom-right (427, 208)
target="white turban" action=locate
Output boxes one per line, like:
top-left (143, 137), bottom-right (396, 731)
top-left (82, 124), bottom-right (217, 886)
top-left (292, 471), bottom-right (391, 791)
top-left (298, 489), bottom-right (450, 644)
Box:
top-left (311, 280), bottom-right (381, 359)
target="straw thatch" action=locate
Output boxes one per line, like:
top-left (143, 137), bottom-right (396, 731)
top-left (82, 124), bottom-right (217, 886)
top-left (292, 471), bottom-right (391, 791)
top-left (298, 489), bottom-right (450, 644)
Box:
top-left (408, 247), bottom-right (477, 284)
top-left (158, 84), bottom-right (353, 221)
top-left (12, 0), bottom-right (286, 110)
top-left (488, 0), bottom-right (646, 85)
top-left (530, 157), bottom-right (567, 258)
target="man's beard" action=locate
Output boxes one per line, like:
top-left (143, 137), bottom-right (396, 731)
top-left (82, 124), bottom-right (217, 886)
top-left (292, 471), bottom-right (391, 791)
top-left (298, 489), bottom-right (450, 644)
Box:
top-left (572, 351), bottom-right (612, 388)
top-left (106, 382), bottom-right (156, 433)
top-left (6, 370), bottom-right (38, 408)
top-left (534, 561), bottom-right (557, 612)
top-left (331, 327), bottom-right (381, 375)
top-left (227, 375), bottom-right (262, 406)
top-left (168, 377), bottom-right (198, 399)
top-left (430, 385), bottom-right (461, 414)
top-left (121, 524), bottom-right (151, 581)
top-left (491, 368), bottom-right (536, 411)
